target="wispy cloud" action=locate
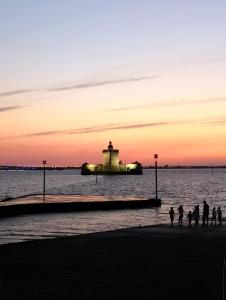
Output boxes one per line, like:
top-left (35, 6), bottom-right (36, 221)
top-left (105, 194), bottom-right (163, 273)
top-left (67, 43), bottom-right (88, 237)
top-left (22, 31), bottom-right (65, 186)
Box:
top-left (199, 116), bottom-right (226, 126)
top-left (4, 121), bottom-right (171, 139)
top-left (3, 114), bottom-right (226, 140)
top-left (181, 56), bottom-right (226, 66)
top-left (27, 121), bottom-right (170, 137)
top-left (193, 97), bottom-right (226, 105)
top-left (0, 90), bottom-right (33, 98)
top-left (47, 75), bottom-right (159, 91)
top-left (0, 105), bottom-right (24, 112)
top-left (105, 104), bottom-right (148, 112)
top-left (1, 54), bottom-right (225, 98)
top-left (105, 97), bottom-right (226, 112)
top-left (109, 55), bottom-right (226, 76)
top-left (0, 75), bottom-right (159, 99)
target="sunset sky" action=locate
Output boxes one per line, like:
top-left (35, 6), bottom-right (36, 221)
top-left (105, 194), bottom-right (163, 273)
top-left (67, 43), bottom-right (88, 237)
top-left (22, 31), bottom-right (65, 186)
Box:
top-left (1, 0), bottom-right (226, 166)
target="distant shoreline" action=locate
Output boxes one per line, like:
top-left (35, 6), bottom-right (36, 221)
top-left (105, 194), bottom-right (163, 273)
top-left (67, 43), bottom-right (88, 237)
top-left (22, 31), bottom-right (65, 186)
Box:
top-left (0, 165), bottom-right (225, 171)
top-left (0, 166), bottom-right (81, 171)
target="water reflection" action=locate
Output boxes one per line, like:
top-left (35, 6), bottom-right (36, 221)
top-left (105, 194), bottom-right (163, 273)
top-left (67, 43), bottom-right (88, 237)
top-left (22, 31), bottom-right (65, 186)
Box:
top-left (0, 169), bottom-right (225, 244)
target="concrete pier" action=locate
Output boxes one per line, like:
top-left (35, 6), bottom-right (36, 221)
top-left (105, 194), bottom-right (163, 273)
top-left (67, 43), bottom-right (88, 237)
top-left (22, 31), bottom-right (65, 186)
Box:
top-left (0, 194), bottom-right (161, 217)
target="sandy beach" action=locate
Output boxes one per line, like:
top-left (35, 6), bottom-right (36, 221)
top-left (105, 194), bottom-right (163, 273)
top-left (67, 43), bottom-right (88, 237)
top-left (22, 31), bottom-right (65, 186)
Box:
top-left (0, 224), bottom-right (226, 300)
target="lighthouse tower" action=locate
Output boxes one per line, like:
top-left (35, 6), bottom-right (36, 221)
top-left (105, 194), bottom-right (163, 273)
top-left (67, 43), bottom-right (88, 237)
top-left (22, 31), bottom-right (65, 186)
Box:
top-left (102, 141), bottom-right (119, 171)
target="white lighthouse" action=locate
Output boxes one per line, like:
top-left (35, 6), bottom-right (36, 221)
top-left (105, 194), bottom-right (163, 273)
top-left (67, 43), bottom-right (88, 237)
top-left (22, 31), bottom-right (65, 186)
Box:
top-left (81, 141), bottom-right (142, 175)
top-left (102, 141), bottom-right (120, 171)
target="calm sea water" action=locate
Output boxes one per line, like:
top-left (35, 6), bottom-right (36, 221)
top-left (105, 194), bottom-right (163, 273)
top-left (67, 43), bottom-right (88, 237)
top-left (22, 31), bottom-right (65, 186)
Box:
top-left (0, 169), bottom-right (225, 244)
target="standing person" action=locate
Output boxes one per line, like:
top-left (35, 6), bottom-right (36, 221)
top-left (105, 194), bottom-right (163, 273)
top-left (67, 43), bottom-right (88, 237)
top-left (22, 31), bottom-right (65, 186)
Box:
top-left (202, 201), bottom-right (209, 226)
top-left (187, 211), bottom-right (192, 227)
top-left (211, 207), bottom-right (217, 226)
top-left (169, 207), bottom-right (175, 226)
top-left (217, 207), bottom-right (222, 226)
top-left (193, 205), bottom-right (200, 226)
top-left (196, 205), bottom-right (200, 215)
top-left (178, 205), bottom-right (184, 225)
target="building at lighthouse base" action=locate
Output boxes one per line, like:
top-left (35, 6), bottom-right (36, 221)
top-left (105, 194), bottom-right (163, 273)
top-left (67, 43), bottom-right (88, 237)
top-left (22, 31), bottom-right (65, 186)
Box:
top-left (81, 141), bottom-right (143, 175)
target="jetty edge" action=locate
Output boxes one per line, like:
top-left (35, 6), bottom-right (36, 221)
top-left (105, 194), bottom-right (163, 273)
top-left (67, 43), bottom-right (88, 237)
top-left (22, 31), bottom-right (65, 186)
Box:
top-left (0, 194), bottom-right (161, 217)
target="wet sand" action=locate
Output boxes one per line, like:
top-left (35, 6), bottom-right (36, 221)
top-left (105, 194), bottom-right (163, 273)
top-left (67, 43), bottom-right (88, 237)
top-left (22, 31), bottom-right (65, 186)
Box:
top-left (0, 224), bottom-right (226, 300)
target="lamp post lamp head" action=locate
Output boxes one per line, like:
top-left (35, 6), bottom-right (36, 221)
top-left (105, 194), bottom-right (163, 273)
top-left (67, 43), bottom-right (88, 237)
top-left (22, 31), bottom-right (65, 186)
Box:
top-left (154, 154), bottom-right (158, 159)
top-left (43, 160), bottom-right (47, 165)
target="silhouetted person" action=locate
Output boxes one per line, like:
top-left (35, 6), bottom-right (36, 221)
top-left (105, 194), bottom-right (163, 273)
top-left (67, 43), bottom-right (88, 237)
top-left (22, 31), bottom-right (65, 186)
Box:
top-left (187, 211), bottom-right (192, 227)
top-left (196, 205), bottom-right (200, 215)
top-left (169, 207), bottom-right (175, 226)
top-left (202, 201), bottom-right (209, 226)
top-left (193, 205), bottom-right (200, 226)
top-left (217, 207), bottom-right (222, 226)
top-left (178, 205), bottom-right (184, 225)
top-left (211, 207), bottom-right (217, 226)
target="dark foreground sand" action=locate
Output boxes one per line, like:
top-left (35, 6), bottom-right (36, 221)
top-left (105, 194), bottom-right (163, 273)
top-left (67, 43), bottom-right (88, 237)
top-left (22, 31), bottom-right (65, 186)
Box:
top-left (0, 224), bottom-right (226, 300)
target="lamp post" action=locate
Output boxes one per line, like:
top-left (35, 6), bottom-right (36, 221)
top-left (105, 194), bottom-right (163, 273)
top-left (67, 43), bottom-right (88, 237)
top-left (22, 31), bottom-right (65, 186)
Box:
top-left (95, 166), bottom-right (98, 183)
top-left (42, 160), bottom-right (47, 200)
top-left (154, 154), bottom-right (158, 200)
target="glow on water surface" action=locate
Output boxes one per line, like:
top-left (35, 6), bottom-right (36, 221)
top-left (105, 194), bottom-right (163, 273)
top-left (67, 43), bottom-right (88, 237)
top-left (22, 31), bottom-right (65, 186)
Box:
top-left (0, 169), bottom-right (225, 244)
